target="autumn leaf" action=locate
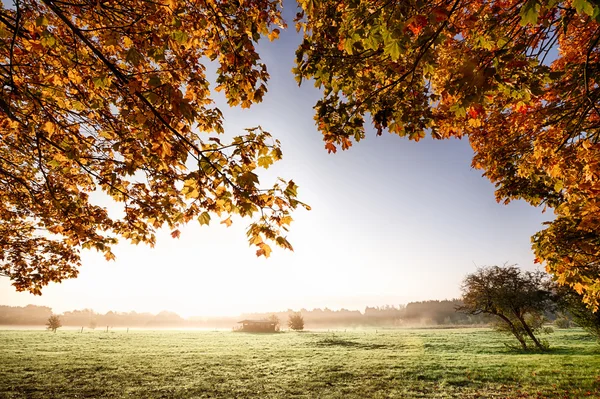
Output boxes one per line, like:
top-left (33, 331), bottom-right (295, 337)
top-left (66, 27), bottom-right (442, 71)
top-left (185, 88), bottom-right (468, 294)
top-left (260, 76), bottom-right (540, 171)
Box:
top-left (519, 0), bottom-right (540, 26)
top-left (221, 217), bottom-right (232, 227)
top-left (256, 242), bottom-right (272, 258)
top-left (325, 142), bottom-right (337, 154)
top-left (198, 212), bottom-right (211, 226)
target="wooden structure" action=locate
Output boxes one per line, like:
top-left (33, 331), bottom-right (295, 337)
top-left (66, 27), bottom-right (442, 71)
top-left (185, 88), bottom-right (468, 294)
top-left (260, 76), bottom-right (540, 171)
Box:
top-left (237, 319), bottom-right (277, 333)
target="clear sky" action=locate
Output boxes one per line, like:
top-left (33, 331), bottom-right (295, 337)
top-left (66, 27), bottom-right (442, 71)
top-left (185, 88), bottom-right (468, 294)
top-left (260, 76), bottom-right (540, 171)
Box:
top-left (0, 2), bottom-right (551, 317)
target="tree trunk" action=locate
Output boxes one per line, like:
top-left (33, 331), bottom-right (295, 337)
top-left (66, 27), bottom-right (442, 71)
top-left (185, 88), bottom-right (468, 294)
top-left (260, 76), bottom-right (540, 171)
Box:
top-left (496, 313), bottom-right (527, 350)
top-left (515, 313), bottom-right (545, 351)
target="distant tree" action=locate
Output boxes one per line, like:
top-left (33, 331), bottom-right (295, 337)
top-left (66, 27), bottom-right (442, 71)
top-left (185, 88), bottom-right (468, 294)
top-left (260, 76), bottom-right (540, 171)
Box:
top-left (46, 315), bottom-right (61, 333)
top-left (458, 265), bottom-right (555, 351)
top-left (287, 312), bottom-right (304, 331)
top-left (88, 319), bottom-right (97, 330)
top-left (554, 315), bottom-right (572, 329)
top-left (267, 314), bottom-right (281, 332)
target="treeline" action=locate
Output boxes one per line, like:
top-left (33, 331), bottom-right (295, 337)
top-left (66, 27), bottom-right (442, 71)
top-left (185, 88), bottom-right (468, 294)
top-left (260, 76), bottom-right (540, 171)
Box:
top-left (0, 300), bottom-right (490, 328)
top-left (243, 300), bottom-right (490, 328)
top-left (0, 306), bottom-right (237, 328)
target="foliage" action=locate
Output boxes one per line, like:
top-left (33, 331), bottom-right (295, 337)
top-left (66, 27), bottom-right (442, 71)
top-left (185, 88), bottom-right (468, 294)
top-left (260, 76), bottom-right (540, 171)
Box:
top-left (458, 265), bottom-right (555, 350)
top-left (287, 311), bottom-right (304, 331)
top-left (295, 0), bottom-right (600, 309)
top-left (46, 314), bottom-right (61, 332)
top-left (1, 329), bottom-right (600, 398)
top-left (554, 315), bottom-right (573, 329)
top-left (557, 285), bottom-right (600, 340)
top-left (0, 0), bottom-right (308, 294)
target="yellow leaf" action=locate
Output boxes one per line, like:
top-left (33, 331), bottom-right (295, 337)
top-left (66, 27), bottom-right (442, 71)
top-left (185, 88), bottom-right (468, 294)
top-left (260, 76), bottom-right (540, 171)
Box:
top-left (220, 217), bottom-right (232, 227)
top-left (43, 121), bottom-right (55, 134)
top-left (268, 28), bottom-right (280, 41)
top-left (256, 243), bottom-right (271, 257)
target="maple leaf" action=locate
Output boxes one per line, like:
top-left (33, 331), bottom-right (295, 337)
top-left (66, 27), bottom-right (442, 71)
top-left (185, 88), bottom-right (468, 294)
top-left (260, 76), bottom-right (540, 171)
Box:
top-left (325, 142), bottom-right (337, 154)
top-left (220, 217), bottom-right (232, 227)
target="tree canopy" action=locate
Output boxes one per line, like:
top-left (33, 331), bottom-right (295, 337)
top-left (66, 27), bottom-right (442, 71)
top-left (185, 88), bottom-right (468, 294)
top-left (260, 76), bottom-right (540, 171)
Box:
top-left (0, 0), bottom-right (308, 294)
top-left (287, 311), bottom-right (305, 331)
top-left (46, 314), bottom-right (61, 332)
top-left (295, 0), bottom-right (600, 309)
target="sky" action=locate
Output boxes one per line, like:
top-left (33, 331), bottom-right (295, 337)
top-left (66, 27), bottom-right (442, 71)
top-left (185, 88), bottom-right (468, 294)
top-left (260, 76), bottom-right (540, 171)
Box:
top-left (0, 3), bottom-right (552, 317)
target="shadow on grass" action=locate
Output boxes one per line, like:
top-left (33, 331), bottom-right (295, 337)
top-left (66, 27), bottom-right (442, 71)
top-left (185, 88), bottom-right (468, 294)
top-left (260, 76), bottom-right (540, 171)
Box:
top-left (498, 344), bottom-right (600, 356)
top-left (314, 337), bottom-right (390, 350)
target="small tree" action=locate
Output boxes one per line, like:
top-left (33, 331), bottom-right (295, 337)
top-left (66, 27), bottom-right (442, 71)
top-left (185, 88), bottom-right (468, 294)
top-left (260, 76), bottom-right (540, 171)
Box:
top-left (88, 319), bottom-right (97, 330)
top-left (288, 312), bottom-right (304, 331)
top-left (458, 265), bottom-right (554, 351)
top-left (267, 314), bottom-right (281, 332)
top-left (46, 315), bottom-right (62, 333)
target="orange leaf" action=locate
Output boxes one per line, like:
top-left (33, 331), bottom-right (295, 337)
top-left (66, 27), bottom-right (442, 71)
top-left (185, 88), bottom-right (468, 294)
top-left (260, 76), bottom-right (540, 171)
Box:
top-left (220, 217), bottom-right (232, 227)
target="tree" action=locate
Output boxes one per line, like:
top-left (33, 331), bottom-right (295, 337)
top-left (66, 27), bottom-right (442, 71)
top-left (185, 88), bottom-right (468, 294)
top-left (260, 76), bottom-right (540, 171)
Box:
top-left (556, 285), bottom-right (600, 341)
top-left (458, 265), bottom-right (555, 350)
top-left (287, 311), bottom-right (304, 331)
top-left (46, 314), bottom-right (61, 332)
top-left (0, 0), bottom-right (308, 294)
top-left (294, 0), bottom-right (600, 309)
top-left (267, 314), bottom-right (281, 332)
top-left (88, 319), bottom-right (97, 330)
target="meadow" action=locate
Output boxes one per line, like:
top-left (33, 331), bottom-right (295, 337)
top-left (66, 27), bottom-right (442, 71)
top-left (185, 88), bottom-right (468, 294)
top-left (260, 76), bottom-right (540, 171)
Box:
top-left (0, 328), bottom-right (598, 398)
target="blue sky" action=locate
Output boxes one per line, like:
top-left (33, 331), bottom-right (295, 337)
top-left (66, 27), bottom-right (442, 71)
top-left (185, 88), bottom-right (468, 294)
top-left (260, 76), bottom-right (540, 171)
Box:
top-left (0, 2), bottom-right (551, 317)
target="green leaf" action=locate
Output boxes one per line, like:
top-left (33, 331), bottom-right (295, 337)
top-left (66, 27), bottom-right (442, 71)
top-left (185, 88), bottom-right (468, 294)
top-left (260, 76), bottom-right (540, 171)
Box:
top-left (594, 6), bottom-right (600, 21)
top-left (573, 0), bottom-right (595, 16)
top-left (148, 76), bottom-right (162, 88)
top-left (198, 212), bottom-right (211, 226)
top-left (35, 16), bottom-right (49, 27)
top-left (126, 48), bottom-right (144, 66)
top-left (284, 181), bottom-right (298, 197)
top-left (344, 37), bottom-right (355, 54)
top-left (519, 0), bottom-right (540, 26)
top-left (40, 31), bottom-right (56, 48)
top-left (385, 40), bottom-right (402, 62)
top-left (450, 103), bottom-right (466, 118)
top-left (93, 76), bottom-right (110, 89)
top-left (171, 31), bottom-right (188, 44)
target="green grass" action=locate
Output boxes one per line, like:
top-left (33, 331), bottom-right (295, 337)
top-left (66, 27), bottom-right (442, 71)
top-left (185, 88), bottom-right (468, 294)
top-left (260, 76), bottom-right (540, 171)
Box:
top-left (1, 328), bottom-right (599, 398)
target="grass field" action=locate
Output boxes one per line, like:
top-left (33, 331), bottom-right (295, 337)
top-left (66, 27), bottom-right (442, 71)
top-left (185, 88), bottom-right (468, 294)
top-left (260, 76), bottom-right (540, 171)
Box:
top-left (1, 328), bottom-right (599, 398)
